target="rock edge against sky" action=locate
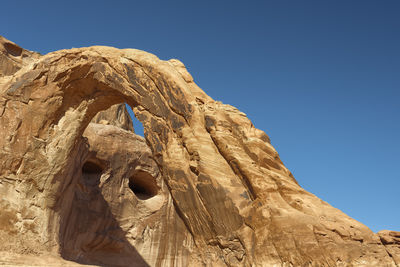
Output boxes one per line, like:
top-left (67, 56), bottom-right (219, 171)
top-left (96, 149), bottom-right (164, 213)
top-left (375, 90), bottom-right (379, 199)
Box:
top-left (0, 36), bottom-right (399, 266)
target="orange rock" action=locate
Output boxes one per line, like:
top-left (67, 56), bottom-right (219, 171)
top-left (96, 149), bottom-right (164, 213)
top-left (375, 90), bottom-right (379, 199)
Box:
top-left (0, 35), bottom-right (398, 266)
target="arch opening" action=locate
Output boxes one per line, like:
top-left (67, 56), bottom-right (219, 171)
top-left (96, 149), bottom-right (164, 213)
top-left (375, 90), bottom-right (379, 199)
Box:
top-left (125, 104), bottom-right (144, 137)
top-left (60, 102), bottom-right (152, 266)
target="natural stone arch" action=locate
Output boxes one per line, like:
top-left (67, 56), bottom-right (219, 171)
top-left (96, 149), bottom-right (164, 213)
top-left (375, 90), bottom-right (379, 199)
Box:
top-left (1, 47), bottom-right (256, 264)
top-left (34, 47), bottom-right (243, 243)
top-left (1, 37), bottom-right (398, 266)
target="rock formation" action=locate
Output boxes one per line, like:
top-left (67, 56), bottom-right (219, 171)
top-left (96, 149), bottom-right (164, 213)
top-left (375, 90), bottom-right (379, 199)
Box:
top-left (0, 35), bottom-right (398, 266)
top-left (91, 103), bottom-right (134, 132)
top-left (378, 231), bottom-right (400, 266)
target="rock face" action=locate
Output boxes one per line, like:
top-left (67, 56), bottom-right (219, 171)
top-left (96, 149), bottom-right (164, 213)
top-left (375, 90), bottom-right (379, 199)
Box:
top-left (0, 35), bottom-right (398, 266)
top-left (378, 231), bottom-right (400, 266)
top-left (0, 36), bottom-right (40, 77)
top-left (60, 118), bottom-right (190, 266)
top-left (91, 103), bottom-right (134, 132)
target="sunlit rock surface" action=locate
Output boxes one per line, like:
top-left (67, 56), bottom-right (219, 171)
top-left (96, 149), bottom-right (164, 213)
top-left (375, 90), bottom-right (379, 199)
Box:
top-left (91, 103), bottom-right (134, 132)
top-left (0, 36), bottom-right (398, 266)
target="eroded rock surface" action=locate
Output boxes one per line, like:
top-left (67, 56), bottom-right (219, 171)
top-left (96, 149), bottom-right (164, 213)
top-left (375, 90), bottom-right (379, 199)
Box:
top-left (61, 118), bottom-right (192, 266)
top-left (91, 103), bottom-right (134, 131)
top-left (378, 231), bottom-right (400, 266)
top-left (0, 36), bottom-right (398, 266)
top-left (0, 36), bottom-right (40, 77)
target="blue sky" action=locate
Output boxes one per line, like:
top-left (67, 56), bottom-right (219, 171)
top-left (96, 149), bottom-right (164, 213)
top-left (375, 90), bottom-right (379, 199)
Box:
top-left (2, 1), bottom-right (399, 232)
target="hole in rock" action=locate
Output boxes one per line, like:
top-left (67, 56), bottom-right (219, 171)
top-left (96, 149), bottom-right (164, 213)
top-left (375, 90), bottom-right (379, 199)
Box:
top-left (81, 159), bottom-right (104, 186)
top-left (126, 103), bottom-right (144, 137)
top-left (61, 102), bottom-right (152, 265)
top-left (129, 170), bottom-right (158, 200)
top-left (82, 160), bottom-right (103, 174)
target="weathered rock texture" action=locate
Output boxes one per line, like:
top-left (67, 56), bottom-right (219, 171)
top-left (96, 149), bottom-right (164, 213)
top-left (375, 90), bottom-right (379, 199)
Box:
top-left (0, 36), bottom-right (40, 77)
top-left (0, 36), bottom-right (398, 266)
top-left (91, 103), bottom-right (134, 131)
top-left (378, 231), bottom-right (400, 266)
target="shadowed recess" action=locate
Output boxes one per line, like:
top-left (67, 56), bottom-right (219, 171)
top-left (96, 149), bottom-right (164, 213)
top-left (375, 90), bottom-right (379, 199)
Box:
top-left (82, 161), bottom-right (103, 174)
top-left (129, 170), bottom-right (158, 200)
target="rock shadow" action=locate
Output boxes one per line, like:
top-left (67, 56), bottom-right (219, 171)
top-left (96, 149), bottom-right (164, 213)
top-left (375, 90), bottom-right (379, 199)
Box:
top-left (58, 155), bottom-right (149, 267)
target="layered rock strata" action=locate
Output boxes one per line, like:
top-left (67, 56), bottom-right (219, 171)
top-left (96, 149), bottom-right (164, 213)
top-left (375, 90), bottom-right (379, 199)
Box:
top-left (0, 36), bottom-right (398, 266)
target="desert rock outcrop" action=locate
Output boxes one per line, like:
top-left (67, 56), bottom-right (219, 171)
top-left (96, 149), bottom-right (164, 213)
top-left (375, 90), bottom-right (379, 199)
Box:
top-left (0, 36), bottom-right (398, 266)
top-left (378, 231), bottom-right (400, 266)
top-left (91, 103), bottom-right (134, 131)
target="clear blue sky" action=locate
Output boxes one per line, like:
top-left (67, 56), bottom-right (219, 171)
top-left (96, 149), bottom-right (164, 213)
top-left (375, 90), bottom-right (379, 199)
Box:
top-left (2, 1), bottom-right (399, 232)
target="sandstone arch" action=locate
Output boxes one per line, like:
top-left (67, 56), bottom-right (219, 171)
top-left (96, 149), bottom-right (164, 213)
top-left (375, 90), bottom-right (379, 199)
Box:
top-left (0, 36), bottom-right (398, 266)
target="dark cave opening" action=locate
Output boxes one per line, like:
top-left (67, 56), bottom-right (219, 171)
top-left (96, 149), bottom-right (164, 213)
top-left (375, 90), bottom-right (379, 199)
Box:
top-left (82, 160), bottom-right (103, 174)
top-left (81, 159), bottom-right (104, 187)
top-left (129, 170), bottom-right (158, 200)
